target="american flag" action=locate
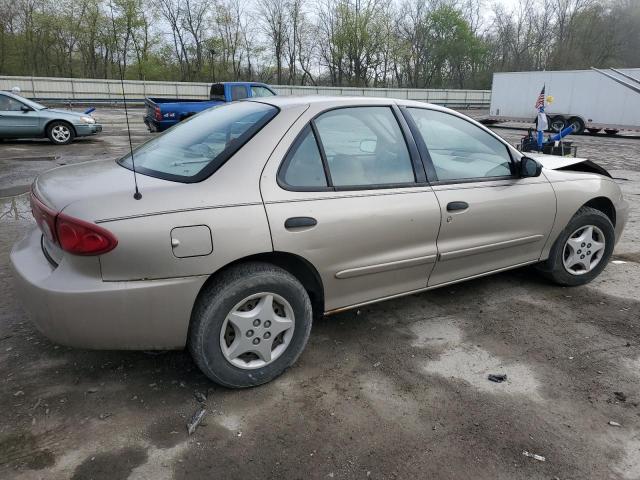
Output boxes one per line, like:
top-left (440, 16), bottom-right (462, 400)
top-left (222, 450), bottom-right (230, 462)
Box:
top-left (535, 85), bottom-right (545, 109)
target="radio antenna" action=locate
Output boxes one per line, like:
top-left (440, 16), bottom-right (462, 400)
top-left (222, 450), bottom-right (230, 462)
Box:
top-left (109, 1), bottom-right (142, 200)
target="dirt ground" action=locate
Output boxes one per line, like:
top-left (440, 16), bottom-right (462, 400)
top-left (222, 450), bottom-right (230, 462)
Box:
top-left (1, 107), bottom-right (639, 480)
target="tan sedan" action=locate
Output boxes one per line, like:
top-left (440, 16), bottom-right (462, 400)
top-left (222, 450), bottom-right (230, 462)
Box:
top-left (10, 96), bottom-right (628, 387)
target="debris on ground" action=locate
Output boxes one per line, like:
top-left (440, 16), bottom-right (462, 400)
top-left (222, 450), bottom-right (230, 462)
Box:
top-left (608, 421), bottom-right (621, 427)
top-left (13, 390), bottom-right (25, 397)
top-left (614, 391), bottom-right (627, 402)
top-left (194, 391), bottom-right (207, 403)
top-left (611, 260), bottom-right (627, 265)
top-left (98, 412), bottom-right (112, 420)
top-left (522, 451), bottom-right (546, 462)
top-left (487, 374), bottom-right (507, 383)
top-left (187, 407), bottom-right (207, 435)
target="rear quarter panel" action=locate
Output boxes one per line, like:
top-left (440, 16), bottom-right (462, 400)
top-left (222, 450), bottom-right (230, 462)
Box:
top-left (62, 103), bottom-right (310, 281)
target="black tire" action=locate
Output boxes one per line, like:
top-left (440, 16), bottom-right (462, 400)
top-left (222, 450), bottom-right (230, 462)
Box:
top-left (604, 129), bottom-right (619, 136)
top-left (538, 207), bottom-right (615, 286)
top-left (46, 121), bottom-right (75, 145)
top-left (587, 128), bottom-right (601, 135)
top-left (568, 116), bottom-right (585, 134)
top-left (189, 262), bottom-right (313, 388)
top-left (549, 116), bottom-right (566, 133)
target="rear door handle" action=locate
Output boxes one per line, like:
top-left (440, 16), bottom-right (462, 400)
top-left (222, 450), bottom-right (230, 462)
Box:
top-left (447, 201), bottom-right (469, 212)
top-left (284, 217), bottom-right (317, 229)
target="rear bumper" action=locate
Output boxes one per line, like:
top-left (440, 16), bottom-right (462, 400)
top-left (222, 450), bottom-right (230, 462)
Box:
top-left (10, 228), bottom-right (207, 350)
top-left (143, 116), bottom-right (174, 132)
top-left (74, 123), bottom-right (102, 136)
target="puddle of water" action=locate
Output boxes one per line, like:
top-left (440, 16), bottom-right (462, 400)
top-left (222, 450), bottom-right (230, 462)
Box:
top-left (0, 193), bottom-right (32, 224)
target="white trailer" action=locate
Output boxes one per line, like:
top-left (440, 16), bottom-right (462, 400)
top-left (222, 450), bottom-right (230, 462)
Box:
top-left (487, 68), bottom-right (640, 134)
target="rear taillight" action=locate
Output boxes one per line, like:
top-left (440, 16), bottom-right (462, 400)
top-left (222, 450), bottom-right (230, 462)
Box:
top-left (55, 213), bottom-right (118, 255)
top-left (154, 106), bottom-right (162, 121)
top-left (30, 192), bottom-right (117, 256)
top-left (30, 193), bottom-right (57, 243)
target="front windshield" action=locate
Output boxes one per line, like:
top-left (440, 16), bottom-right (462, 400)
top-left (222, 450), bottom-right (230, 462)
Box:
top-left (19, 96), bottom-right (46, 110)
top-left (118, 101), bottom-right (278, 182)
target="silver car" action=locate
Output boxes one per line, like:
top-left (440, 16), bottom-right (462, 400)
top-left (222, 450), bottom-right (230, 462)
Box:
top-left (10, 96), bottom-right (628, 388)
top-left (0, 91), bottom-right (102, 144)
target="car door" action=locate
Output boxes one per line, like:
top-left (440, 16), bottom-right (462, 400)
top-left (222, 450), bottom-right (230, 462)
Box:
top-left (403, 107), bottom-right (556, 287)
top-left (0, 95), bottom-right (41, 138)
top-left (261, 105), bottom-right (442, 311)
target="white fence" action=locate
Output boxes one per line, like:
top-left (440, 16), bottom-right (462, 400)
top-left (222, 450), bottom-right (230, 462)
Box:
top-left (0, 75), bottom-right (491, 107)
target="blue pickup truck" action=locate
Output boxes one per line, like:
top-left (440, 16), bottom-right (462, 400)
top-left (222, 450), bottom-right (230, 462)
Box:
top-left (143, 82), bottom-right (276, 132)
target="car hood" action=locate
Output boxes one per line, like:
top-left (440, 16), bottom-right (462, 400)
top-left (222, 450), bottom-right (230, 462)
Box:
top-left (41, 108), bottom-right (86, 119)
top-left (525, 153), bottom-right (612, 178)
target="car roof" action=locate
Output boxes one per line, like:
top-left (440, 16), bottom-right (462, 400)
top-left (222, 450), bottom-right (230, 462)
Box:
top-left (250, 95), bottom-right (453, 113)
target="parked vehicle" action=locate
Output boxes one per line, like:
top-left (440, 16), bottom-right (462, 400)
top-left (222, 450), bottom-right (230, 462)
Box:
top-left (143, 81), bottom-right (276, 132)
top-left (11, 97), bottom-right (627, 388)
top-left (486, 68), bottom-right (640, 134)
top-left (0, 91), bottom-right (102, 144)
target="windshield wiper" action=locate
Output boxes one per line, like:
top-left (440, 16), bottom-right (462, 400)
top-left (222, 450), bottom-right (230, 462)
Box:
top-left (171, 159), bottom-right (210, 166)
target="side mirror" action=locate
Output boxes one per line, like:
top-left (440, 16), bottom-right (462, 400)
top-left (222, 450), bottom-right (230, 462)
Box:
top-left (20, 105), bottom-right (32, 113)
top-left (359, 139), bottom-right (377, 154)
top-left (520, 156), bottom-right (542, 178)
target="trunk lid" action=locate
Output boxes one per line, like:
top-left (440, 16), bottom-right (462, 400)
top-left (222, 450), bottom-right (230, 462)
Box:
top-left (31, 159), bottom-right (192, 222)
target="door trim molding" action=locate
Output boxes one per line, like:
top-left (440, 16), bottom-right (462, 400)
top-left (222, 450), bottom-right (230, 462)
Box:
top-left (325, 259), bottom-right (539, 315)
top-left (335, 254), bottom-right (437, 279)
top-left (439, 234), bottom-right (544, 262)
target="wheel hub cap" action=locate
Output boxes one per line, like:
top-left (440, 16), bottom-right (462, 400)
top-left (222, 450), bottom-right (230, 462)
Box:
top-left (220, 292), bottom-right (295, 369)
top-left (562, 225), bottom-right (606, 275)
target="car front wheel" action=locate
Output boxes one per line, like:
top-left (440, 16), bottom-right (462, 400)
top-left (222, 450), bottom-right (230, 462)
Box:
top-left (189, 262), bottom-right (313, 388)
top-left (47, 121), bottom-right (75, 145)
top-left (539, 206), bottom-right (615, 286)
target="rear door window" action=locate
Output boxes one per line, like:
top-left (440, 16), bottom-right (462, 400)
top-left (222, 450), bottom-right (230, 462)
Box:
top-left (231, 85), bottom-right (248, 101)
top-left (278, 126), bottom-right (327, 189)
top-left (314, 107), bottom-right (415, 187)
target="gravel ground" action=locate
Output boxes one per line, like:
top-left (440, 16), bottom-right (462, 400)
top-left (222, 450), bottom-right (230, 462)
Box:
top-left (0, 107), bottom-right (639, 480)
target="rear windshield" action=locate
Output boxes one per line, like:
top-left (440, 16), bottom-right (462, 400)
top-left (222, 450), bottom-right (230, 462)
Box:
top-left (118, 101), bottom-right (278, 183)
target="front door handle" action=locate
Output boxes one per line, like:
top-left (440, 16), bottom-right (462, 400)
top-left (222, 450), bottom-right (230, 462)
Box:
top-left (447, 201), bottom-right (469, 212)
top-left (285, 217), bottom-right (317, 229)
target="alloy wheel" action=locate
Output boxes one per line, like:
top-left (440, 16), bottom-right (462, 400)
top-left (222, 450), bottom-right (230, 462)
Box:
top-left (52, 125), bottom-right (71, 143)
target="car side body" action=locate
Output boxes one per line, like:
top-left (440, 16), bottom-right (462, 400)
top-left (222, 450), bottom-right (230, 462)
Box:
top-left (10, 96), bottom-right (628, 358)
top-left (0, 91), bottom-right (102, 143)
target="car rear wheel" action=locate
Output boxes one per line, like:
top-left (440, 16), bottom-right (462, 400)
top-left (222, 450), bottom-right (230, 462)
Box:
top-left (189, 262), bottom-right (313, 388)
top-left (47, 121), bottom-right (75, 145)
top-left (538, 207), bottom-right (614, 286)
